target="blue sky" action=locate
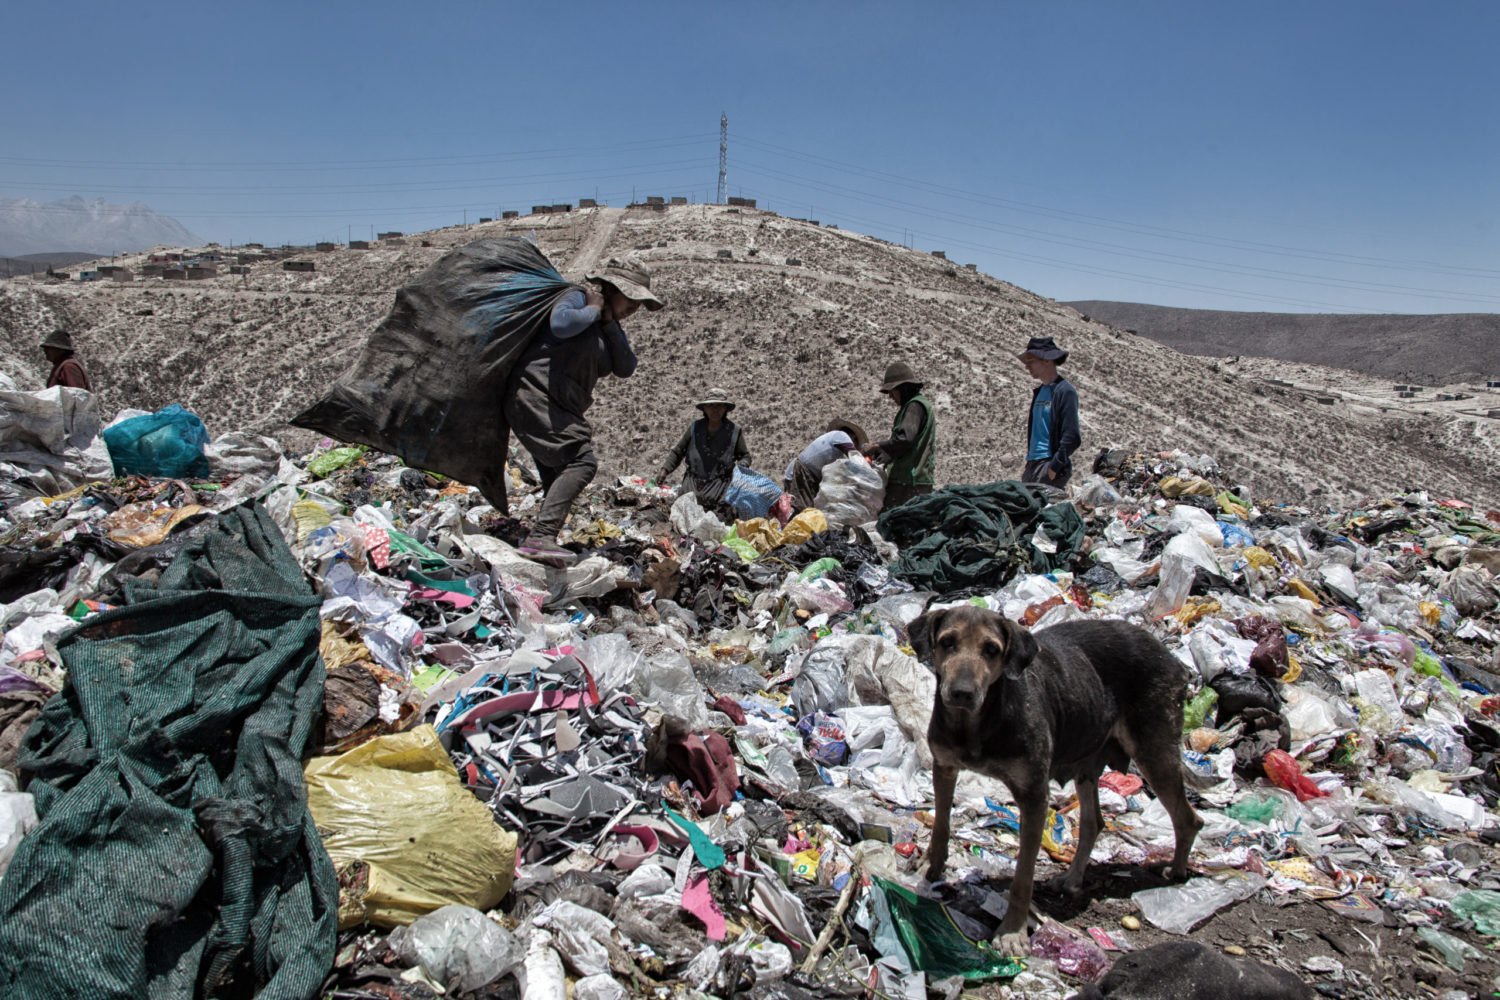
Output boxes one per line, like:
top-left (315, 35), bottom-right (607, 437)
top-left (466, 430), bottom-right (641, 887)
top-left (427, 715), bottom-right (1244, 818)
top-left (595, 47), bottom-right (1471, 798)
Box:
top-left (4, 1), bottom-right (1497, 313)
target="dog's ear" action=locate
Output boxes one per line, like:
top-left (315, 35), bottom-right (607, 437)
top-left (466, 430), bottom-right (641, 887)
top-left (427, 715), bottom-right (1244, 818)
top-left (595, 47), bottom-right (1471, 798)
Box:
top-left (907, 609), bottom-right (942, 670)
top-left (1000, 616), bottom-right (1039, 679)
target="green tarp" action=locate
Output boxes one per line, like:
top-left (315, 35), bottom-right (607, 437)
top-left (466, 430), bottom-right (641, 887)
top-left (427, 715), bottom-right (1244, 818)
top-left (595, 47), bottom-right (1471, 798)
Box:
top-left (0, 504), bottom-right (337, 1000)
top-left (877, 481), bottom-right (1086, 594)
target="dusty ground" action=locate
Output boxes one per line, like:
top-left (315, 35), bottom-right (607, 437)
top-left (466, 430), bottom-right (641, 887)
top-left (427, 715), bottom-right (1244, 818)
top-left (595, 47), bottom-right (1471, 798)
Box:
top-left (2, 205), bottom-right (1498, 510)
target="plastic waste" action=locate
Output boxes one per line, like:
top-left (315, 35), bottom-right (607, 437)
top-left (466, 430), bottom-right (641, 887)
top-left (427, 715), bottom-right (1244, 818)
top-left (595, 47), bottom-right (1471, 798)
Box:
top-left (574, 974), bottom-right (628, 1000)
top-left (1225, 795), bottom-right (1281, 825)
top-left (579, 632), bottom-right (641, 695)
top-left (517, 928), bottom-right (567, 1000)
top-left (815, 456), bottom-right (885, 526)
top-left (1449, 889), bottom-right (1500, 935)
top-left (799, 557), bottom-right (843, 582)
top-left (870, 591), bottom-right (933, 627)
top-left (636, 653), bottom-right (710, 734)
top-left (1132, 875), bottom-right (1265, 934)
top-left (871, 877), bottom-right (1025, 978)
top-left (1165, 504), bottom-right (1224, 547)
top-left (792, 644), bottom-right (850, 717)
top-left (787, 576), bottom-right (853, 614)
top-left (1181, 687), bottom-right (1218, 731)
top-left (1416, 925), bottom-right (1482, 972)
top-left (1072, 474), bottom-right (1122, 507)
top-left (1447, 565), bottom-right (1500, 618)
top-left (203, 431), bottom-right (283, 477)
top-left (1145, 532), bottom-right (1222, 618)
top-left (101, 403), bottom-right (211, 478)
top-left (725, 465), bottom-right (784, 520)
top-left (0, 777), bottom-right (38, 880)
top-left (1262, 750), bottom-right (1328, 801)
top-left (1028, 919), bottom-right (1110, 980)
top-left (306, 445), bottom-right (366, 478)
top-left (303, 726), bottom-right (519, 928)
top-left (670, 493), bottom-right (730, 544)
top-left (387, 904), bottom-right (521, 993)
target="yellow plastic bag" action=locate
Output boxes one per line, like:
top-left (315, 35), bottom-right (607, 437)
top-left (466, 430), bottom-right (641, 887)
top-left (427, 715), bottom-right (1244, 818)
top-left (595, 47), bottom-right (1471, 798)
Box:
top-left (733, 517), bottom-right (784, 555)
top-left (781, 509), bottom-right (828, 547)
top-left (304, 725), bottom-right (518, 928)
top-left (104, 503), bottom-right (208, 547)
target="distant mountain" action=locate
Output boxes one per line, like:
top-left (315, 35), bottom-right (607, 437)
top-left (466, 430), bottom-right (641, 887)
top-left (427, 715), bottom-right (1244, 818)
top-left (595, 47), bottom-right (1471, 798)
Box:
top-left (1064, 300), bottom-right (1500, 385)
top-left (0, 196), bottom-right (200, 257)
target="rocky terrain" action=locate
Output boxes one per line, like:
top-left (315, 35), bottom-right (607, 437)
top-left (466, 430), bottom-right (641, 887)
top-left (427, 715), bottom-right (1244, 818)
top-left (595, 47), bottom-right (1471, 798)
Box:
top-left (2, 205), bottom-right (1498, 508)
top-left (1067, 300), bottom-right (1500, 386)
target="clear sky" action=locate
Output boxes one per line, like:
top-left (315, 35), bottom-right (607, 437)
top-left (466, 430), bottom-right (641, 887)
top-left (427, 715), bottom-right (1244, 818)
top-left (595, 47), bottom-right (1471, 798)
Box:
top-left (4, 1), bottom-right (1497, 314)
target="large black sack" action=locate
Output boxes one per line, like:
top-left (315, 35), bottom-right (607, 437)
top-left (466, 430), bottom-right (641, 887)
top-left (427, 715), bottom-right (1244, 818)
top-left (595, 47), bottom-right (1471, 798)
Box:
top-left (292, 237), bottom-right (578, 509)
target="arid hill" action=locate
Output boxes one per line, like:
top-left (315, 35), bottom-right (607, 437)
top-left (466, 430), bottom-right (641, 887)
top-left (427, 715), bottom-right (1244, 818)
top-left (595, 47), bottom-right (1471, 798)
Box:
top-left (1066, 300), bottom-right (1500, 386)
top-left (2, 206), bottom-right (1498, 507)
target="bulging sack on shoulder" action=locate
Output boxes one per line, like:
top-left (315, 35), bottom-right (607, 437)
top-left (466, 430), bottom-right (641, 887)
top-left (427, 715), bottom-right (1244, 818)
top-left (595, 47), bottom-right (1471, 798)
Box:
top-left (292, 238), bottom-right (577, 500)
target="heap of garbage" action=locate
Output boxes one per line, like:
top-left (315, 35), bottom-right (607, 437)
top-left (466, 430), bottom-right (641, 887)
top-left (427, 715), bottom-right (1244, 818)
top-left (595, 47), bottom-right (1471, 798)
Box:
top-left (2, 386), bottom-right (1500, 1000)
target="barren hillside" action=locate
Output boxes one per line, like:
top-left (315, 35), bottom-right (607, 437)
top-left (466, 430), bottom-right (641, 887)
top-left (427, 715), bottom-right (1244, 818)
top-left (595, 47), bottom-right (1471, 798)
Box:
top-left (1066, 300), bottom-right (1500, 386)
top-left (3, 206), bottom-right (1498, 507)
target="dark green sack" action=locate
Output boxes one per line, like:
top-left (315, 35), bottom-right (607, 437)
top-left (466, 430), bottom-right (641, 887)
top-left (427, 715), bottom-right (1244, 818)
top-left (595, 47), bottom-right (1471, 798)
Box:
top-left (878, 481), bottom-right (1085, 594)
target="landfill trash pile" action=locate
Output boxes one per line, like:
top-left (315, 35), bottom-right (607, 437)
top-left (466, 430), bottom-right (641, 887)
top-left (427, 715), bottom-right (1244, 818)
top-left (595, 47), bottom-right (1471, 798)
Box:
top-left (1, 393), bottom-right (1499, 999)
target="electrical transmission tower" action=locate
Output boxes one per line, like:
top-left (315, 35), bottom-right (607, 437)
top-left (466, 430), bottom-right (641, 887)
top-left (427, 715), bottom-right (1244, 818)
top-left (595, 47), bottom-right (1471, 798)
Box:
top-left (717, 113), bottom-right (728, 204)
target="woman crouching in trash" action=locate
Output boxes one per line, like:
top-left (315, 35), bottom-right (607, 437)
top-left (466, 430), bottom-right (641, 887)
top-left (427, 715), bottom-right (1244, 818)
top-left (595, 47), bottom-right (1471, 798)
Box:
top-left (506, 259), bottom-right (663, 566)
top-left (655, 387), bottom-right (750, 521)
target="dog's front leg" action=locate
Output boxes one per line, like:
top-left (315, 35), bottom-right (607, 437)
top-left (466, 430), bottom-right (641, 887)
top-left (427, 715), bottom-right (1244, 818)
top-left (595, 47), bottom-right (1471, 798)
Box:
top-left (925, 763), bottom-right (958, 882)
top-left (996, 792), bottom-right (1047, 956)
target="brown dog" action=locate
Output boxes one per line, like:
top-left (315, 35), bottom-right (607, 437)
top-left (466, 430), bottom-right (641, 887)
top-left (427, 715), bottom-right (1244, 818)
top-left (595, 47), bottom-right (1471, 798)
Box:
top-left (910, 605), bottom-right (1202, 956)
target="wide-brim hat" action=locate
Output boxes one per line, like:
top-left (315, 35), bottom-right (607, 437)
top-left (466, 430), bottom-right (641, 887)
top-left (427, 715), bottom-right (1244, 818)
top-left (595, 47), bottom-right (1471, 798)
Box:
top-left (586, 258), bottom-right (664, 311)
top-left (40, 329), bottom-right (74, 352)
top-left (1018, 336), bottom-right (1068, 363)
top-left (696, 387), bottom-right (735, 411)
top-left (879, 362), bottom-right (922, 393)
top-left (824, 418), bottom-right (868, 452)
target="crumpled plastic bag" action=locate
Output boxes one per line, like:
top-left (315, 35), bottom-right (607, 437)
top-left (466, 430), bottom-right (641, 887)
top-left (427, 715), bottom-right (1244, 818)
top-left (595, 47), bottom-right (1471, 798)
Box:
top-left (387, 904), bottom-right (521, 993)
top-left (1447, 565), bottom-right (1500, 617)
top-left (0, 771), bottom-right (38, 880)
top-left (1146, 532), bottom-right (1222, 618)
top-left (635, 652), bottom-right (709, 734)
top-left (303, 725), bottom-right (518, 928)
top-left (814, 456), bottom-right (885, 526)
top-left (101, 403), bottom-right (211, 479)
top-left (1165, 504), bottom-right (1224, 547)
top-left (671, 493), bottom-right (730, 544)
top-left (0, 385), bottom-right (114, 496)
top-left (1133, 875), bottom-right (1266, 934)
top-left (203, 431), bottom-right (283, 478)
top-left (532, 899), bottom-right (619, 977)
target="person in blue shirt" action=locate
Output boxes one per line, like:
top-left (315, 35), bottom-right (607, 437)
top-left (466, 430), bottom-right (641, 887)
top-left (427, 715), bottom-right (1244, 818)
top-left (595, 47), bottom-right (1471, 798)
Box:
top-left (504, 259), bottom-right (663, 565)
top-left (1018, 336), bottom-right (1080, 489)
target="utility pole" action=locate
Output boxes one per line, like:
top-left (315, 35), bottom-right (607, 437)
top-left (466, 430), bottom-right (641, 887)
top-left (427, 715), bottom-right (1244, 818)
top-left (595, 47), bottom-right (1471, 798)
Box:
top-left (717, 112), bottom-right (728, 204)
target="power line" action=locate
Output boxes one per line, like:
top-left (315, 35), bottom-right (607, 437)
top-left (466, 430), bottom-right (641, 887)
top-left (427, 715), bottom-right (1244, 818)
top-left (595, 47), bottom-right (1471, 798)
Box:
top-left (0, 133), bottom-right (717, 173)
top-left (729, 160), bottom-right (1500, 308)
top-left (733, 132), bottom-right (1500, 281)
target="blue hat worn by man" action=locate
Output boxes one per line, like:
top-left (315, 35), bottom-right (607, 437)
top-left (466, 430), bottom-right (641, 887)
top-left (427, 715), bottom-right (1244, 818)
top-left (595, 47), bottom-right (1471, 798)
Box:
top-left (1018, 337), bottom-right (1079, 489)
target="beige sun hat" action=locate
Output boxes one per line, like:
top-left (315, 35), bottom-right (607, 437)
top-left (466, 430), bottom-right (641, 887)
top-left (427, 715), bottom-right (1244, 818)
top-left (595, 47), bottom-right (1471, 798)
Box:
top-left (586, 258), bottom-right (664, 310)
top-left (696, 387), bottom-right (736, 411)
top-left (40, 330), bottom-right (75, 352)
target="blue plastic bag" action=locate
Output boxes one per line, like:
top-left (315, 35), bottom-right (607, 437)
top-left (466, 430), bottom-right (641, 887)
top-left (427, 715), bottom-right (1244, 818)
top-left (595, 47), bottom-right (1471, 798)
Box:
top-left (102, 404), bottom-right (211, 478)
top-left (724, 465), bottom-right (782, 519)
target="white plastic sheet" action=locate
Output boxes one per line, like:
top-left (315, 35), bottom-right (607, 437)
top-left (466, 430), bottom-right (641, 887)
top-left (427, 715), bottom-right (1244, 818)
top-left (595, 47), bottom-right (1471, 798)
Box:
top-left (0, 385), bottom-right (114, 495)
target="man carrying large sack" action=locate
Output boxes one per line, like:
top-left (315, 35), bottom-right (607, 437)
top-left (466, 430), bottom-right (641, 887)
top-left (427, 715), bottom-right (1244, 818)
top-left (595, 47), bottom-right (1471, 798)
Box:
top-left (507, 259), bottom-right (662, 564)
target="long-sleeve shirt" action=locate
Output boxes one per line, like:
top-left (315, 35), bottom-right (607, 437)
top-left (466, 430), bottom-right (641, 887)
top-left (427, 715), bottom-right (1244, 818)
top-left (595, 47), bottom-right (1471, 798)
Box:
top-left (1026, 376), bottom-right (1081, 477)
top-left (46, 357), bottom-right (90, 390)
top-left (875, 396), bottom-right (927, 461)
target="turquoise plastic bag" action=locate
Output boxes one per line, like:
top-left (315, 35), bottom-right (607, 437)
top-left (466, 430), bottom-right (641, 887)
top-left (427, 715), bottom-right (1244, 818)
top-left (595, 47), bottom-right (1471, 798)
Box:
top-left (102, 404), bottom-right (211, 479)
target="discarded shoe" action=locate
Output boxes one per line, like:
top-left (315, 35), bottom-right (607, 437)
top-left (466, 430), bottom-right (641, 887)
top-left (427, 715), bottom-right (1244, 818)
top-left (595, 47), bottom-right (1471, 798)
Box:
top-left (517, 535), bottom-right (578, 567)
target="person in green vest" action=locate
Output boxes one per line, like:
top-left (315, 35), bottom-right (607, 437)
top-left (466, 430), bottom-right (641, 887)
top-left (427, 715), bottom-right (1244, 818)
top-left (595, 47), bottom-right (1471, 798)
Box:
top-left (863, 362), bottom-right (936, 509)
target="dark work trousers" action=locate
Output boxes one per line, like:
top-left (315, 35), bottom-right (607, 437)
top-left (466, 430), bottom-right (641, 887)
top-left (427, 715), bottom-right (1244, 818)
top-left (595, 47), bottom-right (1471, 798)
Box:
top-left (882, 482), bottom-right (934, 512)
top-left (1021, 458), bottom-right (1071, 491)
top-left (533, 447), bottom-right (598, 538)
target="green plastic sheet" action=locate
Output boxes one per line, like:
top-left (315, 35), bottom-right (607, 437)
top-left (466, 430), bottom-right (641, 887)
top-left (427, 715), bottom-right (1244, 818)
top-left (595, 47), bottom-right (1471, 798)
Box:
top-left (0, 504), bottom-right (337, 1000)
